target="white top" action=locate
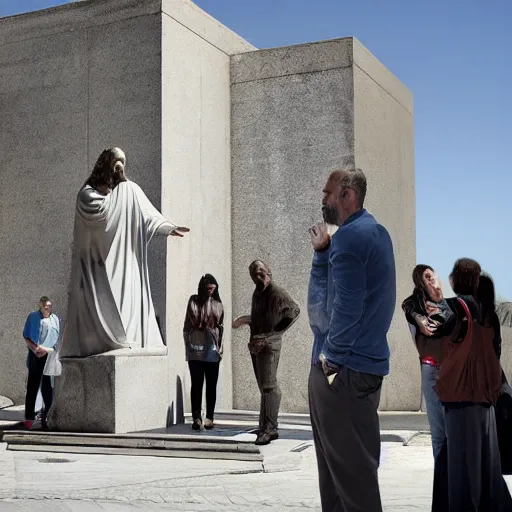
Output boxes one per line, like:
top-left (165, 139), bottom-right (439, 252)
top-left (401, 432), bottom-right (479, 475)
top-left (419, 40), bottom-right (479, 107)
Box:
top-left (39, 314), bottom-right (60, 349)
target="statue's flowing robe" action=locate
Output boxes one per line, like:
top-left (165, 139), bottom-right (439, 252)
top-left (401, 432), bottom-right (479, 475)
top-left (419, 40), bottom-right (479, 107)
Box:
top-left (60, 181), bottom-right (176, 358)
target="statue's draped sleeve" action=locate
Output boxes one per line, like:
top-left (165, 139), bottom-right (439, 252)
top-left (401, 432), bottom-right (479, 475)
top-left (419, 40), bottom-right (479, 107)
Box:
top-left (130, 182), bottom-right (178, 240)
top-left (59, 180), bottom-right (178, 358)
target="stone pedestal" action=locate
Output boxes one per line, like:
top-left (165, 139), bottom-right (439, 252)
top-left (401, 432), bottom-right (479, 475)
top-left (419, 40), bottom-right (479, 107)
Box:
top-left (48, 348), bottom-right (170, 434)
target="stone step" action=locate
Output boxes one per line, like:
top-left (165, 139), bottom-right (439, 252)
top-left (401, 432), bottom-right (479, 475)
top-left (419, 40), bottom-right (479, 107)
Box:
top-left (2, 431), bottom-right (263, 462)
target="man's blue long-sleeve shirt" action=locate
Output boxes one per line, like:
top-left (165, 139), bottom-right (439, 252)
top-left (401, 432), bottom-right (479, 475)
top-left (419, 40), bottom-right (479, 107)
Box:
top-left (308, 209), bottom-right (396, 376)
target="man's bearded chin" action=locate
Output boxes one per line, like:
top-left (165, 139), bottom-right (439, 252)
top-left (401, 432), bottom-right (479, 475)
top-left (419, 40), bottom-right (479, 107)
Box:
top-left (322, 205), bottom-right (339, 226)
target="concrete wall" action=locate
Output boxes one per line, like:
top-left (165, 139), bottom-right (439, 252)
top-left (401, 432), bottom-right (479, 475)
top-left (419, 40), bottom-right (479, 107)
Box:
top-left (231, 40), bottom-right (357, 413)
top-left (352, 39), bottom-right (418, 410)
top-left (501, 327), bottom-right (512, 382)
top-left (0, 0), bottom-right (164, 404)
top-left (0, 0), bottom-right (417, 414)
top-left (231, 38), bottom-right (416, 412)
top-left (160, 0), bottom-right (254, 417)
top-left (0, 0), bottom-right (254, 410)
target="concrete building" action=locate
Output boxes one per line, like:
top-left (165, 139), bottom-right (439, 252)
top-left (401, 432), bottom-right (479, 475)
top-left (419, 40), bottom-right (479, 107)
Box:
top-left (0, 0), bottom-right (418, 428)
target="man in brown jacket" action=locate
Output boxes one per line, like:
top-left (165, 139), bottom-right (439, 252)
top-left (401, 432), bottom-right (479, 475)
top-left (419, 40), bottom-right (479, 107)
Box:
top-left (233, 260), bottom-right (300, 445)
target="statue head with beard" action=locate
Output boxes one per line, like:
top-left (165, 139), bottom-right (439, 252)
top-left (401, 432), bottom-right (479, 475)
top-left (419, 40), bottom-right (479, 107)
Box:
top-left (86, 147), bottom-right (127, 195)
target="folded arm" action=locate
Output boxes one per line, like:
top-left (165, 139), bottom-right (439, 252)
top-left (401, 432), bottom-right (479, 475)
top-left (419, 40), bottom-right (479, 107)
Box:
top-left (402, 294), bottom-right (434, 336)
top-left (252, 292), bottom-right (300, 339)
top-left (402, 295), bottom-right (422, 326)
top-left (273, 296), bottom-right (300, 334)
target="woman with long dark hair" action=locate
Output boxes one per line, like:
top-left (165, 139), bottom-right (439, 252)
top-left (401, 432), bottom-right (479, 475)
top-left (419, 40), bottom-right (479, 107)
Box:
top-left (183, 274), bottom-right (224, 431)
top-left (402, 264), bottom-right (453, 460)
top-left (432, 259), bottom-right (512, 511)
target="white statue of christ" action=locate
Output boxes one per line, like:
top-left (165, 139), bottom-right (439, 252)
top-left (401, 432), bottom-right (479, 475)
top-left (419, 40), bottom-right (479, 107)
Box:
top-left (59, 147), bottom-right (189, 358)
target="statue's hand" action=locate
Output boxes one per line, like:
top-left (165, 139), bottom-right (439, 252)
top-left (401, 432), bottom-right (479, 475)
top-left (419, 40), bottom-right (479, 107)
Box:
top-left (171, 227), bottom-right (190, 237)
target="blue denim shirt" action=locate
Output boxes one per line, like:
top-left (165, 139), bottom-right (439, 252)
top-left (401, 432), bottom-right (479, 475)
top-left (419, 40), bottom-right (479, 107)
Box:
top-left (308, 209), bottom-right (396, 376)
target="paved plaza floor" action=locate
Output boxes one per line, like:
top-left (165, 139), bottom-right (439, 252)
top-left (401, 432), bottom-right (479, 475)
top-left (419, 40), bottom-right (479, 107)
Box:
top-left (0, 409), bottom-right (510, 511)
top-left (1, 432), bottom-right (510, 511)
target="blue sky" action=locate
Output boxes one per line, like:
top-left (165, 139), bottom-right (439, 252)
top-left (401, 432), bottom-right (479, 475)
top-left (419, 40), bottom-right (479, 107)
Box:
top-left (2, 0), bottom-right (511, 298)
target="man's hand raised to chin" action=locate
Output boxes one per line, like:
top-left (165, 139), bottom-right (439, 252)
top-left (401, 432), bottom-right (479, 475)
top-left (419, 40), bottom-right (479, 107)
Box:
top-left (309, 222), bottom-right (331, 251)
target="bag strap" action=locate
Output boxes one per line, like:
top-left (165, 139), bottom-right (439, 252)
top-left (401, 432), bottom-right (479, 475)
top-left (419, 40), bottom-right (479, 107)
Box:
top-left (456, 297), bottom-right (473, 338)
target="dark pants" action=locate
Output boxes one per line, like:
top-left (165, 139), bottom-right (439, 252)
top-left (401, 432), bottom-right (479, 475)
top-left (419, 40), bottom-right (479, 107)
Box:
top-left (309, 363), bottom-right (383, 512)
top-left (432, 403), bottom-right (512, 511)
top-left (188, 360), bottom-right (220, 421)
top-left (25, 351), bottom-right (53, 421)
top-left (251, 339), bottom-right (282, 432)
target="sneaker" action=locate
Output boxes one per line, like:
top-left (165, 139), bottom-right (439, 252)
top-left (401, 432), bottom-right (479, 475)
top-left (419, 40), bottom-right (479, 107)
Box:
top-left (204, 418), bottom-right (214, 430)
top-left (191, 418), bottom-right (203, 431)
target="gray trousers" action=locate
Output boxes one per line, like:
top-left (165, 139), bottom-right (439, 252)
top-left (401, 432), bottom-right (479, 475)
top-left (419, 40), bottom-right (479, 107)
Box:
top-left (309, 363), bottom-right (383, 512)
top-left (251, 339), bottom-right (282, 432)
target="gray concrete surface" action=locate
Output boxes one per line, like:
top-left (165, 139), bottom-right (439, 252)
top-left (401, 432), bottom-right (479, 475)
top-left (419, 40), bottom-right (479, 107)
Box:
top-left (0, 396), bottom-right (14, 409)
top-left (0, 436), bottom-right (510, 511)
top-left (0, 0), bottom-right (254, 419)
top-left (49, 350), bottom-right (170, 433)
top-left (0, 0), bottom-right (418, 420)
top-left (160, 1), bottom-right (253, 418)
top-left (230, 38), bottom-right (416, 413)
top-left (500, 326), bottom-right (512, 385)
top-left (352, 38), bottom-right (418, 410)
top-left (0, 0), bottom-right (163, 405)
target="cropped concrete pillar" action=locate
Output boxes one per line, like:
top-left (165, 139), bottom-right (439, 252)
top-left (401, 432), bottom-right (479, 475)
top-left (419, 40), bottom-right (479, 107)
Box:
top-left (0, 0), bottom-right (254, 429)
top-left (230, 38), bottom-right (418, 411)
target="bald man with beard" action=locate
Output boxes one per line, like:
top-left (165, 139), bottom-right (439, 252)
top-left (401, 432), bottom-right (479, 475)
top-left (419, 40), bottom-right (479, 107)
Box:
top-left (308, 167), bottom-right (396, 512)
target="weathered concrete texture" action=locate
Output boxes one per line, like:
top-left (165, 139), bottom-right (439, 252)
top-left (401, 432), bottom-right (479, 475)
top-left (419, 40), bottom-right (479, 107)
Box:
top-left (501, 326), bottom-right (512, 381)
top-left (352, 39), bottom-right (418, 410)
top-left (160, 4), bottom-right (253, 416)
top-left (0, 0), bottom-right (162, 405)
top-left (4, 438), bottom-right (510, 511)
top-left (49, 349), bottom-right (169, 433)
top-left (0, 396), bottom-right (14, 409)
top-left (0, 0), bottom-right (254, 417)
top-left (231, 38), bottom-right (416, 412)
